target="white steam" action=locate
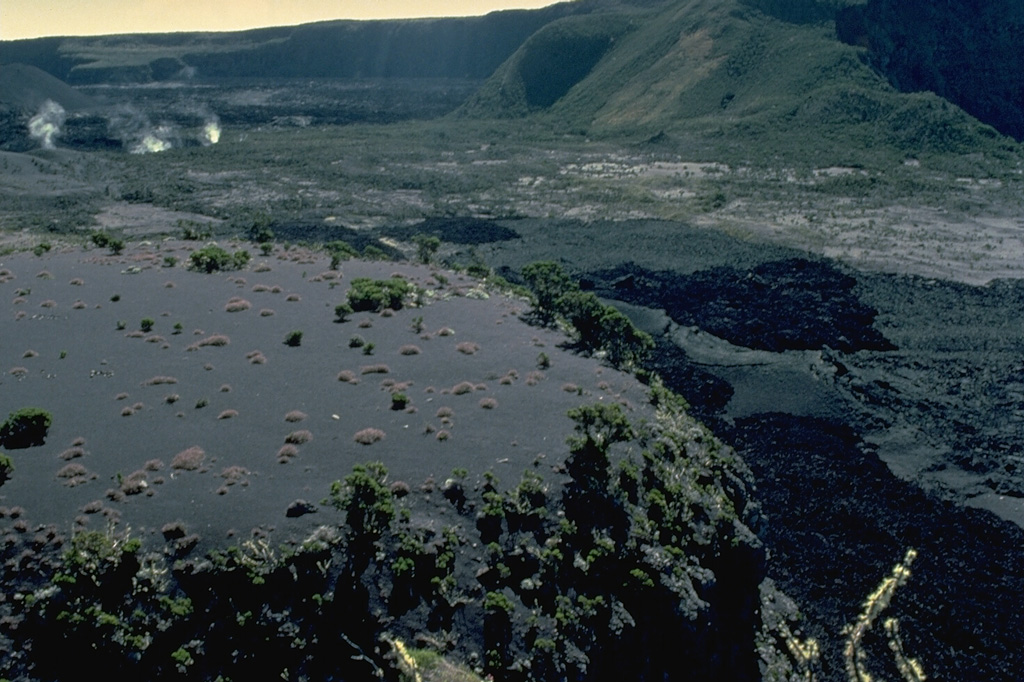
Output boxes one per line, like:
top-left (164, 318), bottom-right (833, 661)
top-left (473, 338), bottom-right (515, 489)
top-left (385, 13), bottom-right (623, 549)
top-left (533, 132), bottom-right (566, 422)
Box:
top-left (131, 127), bottom-right (175, 154)
top-left (108, 105), bottom-right (222, 154)
top-left (202, 116), bottom-right (221, 146)
top-left (28, 100), bottom-right (66, 149)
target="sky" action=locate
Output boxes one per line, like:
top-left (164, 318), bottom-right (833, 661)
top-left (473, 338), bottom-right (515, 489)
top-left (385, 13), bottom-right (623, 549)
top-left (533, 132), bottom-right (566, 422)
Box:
top-left (0, 1), bottom-right (564, 40)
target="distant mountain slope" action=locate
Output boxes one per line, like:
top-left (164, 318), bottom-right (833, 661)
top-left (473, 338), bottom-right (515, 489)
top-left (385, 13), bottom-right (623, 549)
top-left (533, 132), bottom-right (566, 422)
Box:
top-left (0, 63), bottom-right (94, 112)
top-left (462, 0), bottom-right (1015, 157)
top-left (0, 4), bottom-right (588, 84)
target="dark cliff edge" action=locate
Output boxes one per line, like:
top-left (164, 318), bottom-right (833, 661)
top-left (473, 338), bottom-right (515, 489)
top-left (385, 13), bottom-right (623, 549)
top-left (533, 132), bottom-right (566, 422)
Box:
top-left (836, 0), bottom-right (1024, 141)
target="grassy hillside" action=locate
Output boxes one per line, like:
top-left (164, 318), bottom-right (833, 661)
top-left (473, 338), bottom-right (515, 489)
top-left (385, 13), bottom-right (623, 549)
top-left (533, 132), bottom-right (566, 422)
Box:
top-left (463, 0), bottom-right (1016, 164)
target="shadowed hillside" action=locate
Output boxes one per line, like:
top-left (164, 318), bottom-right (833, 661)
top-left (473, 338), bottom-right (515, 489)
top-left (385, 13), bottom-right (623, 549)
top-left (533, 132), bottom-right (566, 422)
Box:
top-left (836, 0), bottom-right (1024, 141)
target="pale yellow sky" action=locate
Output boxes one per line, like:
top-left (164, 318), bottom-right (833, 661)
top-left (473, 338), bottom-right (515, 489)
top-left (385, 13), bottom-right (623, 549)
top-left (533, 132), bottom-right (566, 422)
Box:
top-left (0, 1), bottom-right (565, 40)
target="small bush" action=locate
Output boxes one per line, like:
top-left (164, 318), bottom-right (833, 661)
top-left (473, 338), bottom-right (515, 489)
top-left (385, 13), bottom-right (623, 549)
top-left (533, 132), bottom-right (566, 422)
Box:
top-left (285, 430), bottom-right (313, 445)
top-left (337, 370), bottom-right (358, 383)
top-left (217, 409), bottom-right (238, 420)
top-left (284, 330), bottom-right (303, 347)
top-left (142, 376), bottom-right (178, 386)
top-left (186, 334), bottom-right (230, 350)
top-left (348, 334), bottom-right (366, 349)
top-left (390, 393), bottom-right (410, 410)
top-left (456, 341), bottom-right (480, 355)
top-left (57, 463), bottom-right (89, 479)
top-left (59, 446), bottom-right (86, 461)
top-left (0, 453), bottom-right (13, 483)
top-left (451, 381), bottom-right (475, 395)
top-left (334, 303), bottom-right (354, 322)
top-left (353, 428), bottom-right (385, 445)
top-left (140, 318), bottom-right (155, 333)
top-left (171, 446), bottom-right (205, 471)
top-left (225, 298), bottom-right (251, 313)
top-left (399, 345), bottom-right (422, 356)
top-left (479, 398), bottom-right (498, 410)
top-left (284, 410), bottom-right (307, 422)
top-left (360, 364), bottom-right (390, 375)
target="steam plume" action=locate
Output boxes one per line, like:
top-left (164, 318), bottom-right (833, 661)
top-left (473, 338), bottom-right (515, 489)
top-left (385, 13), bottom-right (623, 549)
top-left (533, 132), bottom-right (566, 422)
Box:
top-left (202, 116), bottom-right (221, 146)
top-left (28, 100), bottom-right (66, 149)
top-left (109, 107), bottom-right (177, 154)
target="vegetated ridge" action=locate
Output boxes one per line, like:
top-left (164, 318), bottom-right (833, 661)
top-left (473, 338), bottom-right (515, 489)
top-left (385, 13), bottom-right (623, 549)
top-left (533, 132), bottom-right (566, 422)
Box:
top-left (462, 0), bottom-right (1016, 156)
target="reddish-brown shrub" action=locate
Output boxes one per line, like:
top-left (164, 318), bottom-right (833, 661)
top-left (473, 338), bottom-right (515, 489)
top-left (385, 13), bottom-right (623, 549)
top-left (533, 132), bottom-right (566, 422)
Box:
top-left (144, 459), bottom-right (164, 471)
top-left (142, 376), bottom-right (178, 386)
top-left (337, 370), bottom-right (358, 383)
top-left (57, 463), bottom-right (89, 479)
top-left (435, 430), bottom-right (451, 442)
top-left (450, 381), bottom-right (475, 395)
top-left (171, 446), bottom-right (205, 471)
top-left (399, 345), bottom-right (422, 355)
top-left (437, 327), bottom-right (455, 337)
top-left (220, 466), bottom-right (249, 484)
top-left (360, 364), bottom-right (390, 375)
top-left (217, 409), bottom-right (238, 420)
top-left (186, 334), bottom-right (230, 351)
top-left (120, 470), bottom-right (149, 495)
top-left (479, 397), bottom-right (498, 410)
top-left (9, 367), bottom-right (28, 377)
top-left (277, 444), bottom-right (299, 461)
top-left (285, 430), bottom-right (313, 445)
top-left (59, 447), bottom-right (86, 461)
top-left (225, 298), bottom-right (251, 313)
top-left (353, 428), bottom-right (385, 445)
top-left (436, 406), bottom-right (454, 419)
top-left (456, 341), bottom-right (479, 355)
top-left (259, 308), bottom-right (275, 317)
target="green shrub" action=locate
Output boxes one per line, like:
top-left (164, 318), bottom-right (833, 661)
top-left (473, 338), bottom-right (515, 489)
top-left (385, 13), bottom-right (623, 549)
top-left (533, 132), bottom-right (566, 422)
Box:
top-left (347, 277), bottom-right (413, 312)
top-left (0, 407), bottom-right (53, 449)
top-left (390, 393), bottom-right (410, 410)
top-left (334, 302), bottom-right (353, 322)
top-left (140, 318), bottom-right (155, 333)
top-left (188, 245), bottom-right (249, 273)
top-left (0, 452), bottom-right (13, 483)
top-left (284, 330), bottom-right (303, 347)
top-left (327, 461), bottom-right (395, 543)
top-left (414, 234), bottom-right (441, 264)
